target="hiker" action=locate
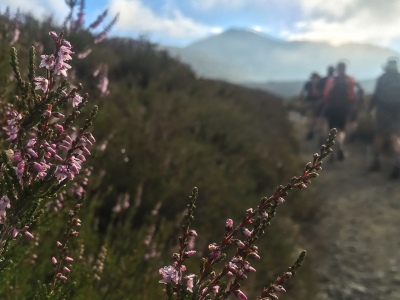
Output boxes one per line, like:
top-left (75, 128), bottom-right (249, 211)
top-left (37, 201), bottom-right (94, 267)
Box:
top-left (299, 72), bottom-right (323, 140)
top-left (368, 58), bottom-right (400, 178)
top-left (347, 82), bottom-right (365, 141)
top-left (316, 66), bottom-right (335, 142)
top-left (323, 61), bottom-right (356, 160)
top-left (319, 65), bottom-right (335, 92)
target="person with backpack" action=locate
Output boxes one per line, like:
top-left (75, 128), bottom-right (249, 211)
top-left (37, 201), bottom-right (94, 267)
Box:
top-left (323, 61), bottom-right (356, 161)
top-left (299, 72), bottom-right (323, 140)
top-left (368, 58), bottom-right (400, 178)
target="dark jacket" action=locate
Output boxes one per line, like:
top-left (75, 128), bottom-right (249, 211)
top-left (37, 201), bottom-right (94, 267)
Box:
top-left (370, 71), bottom-right (400, 110)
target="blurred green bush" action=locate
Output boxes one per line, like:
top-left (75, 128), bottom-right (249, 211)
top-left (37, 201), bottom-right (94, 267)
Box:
top-left (0, 11), bottom-right (321, 299)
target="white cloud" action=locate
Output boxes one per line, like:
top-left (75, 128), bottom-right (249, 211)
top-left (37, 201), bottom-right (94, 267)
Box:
top-left (285, 0), bottom-right (400, 48)
top-left (251, 25), bottom-right (262, 32)
top-left (190, 0), bottom-right (273, 10)
top-left (0, 0), bottom-right (68, 22)
top-left (109, 0), bottom-right (219, 39)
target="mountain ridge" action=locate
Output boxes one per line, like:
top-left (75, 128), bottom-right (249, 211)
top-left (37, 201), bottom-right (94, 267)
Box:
top-left (163, 29), bottom-right (398, 97)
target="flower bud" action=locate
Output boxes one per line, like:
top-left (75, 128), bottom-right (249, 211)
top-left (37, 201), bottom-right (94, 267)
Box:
top-left (65, 256), bottom-right (74, 263)
top-left (233, 289), bottom-right (248, 300)
top-left (225, 219), bottom-right (233, 231)
top-left (49, 31), bottom-right (58, 40)
top-left (188, 229), bottom-right (198, 237)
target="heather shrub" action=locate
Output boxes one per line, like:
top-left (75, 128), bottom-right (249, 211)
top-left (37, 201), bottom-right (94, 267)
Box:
top-left (0, 5), bottom-right (332, 299)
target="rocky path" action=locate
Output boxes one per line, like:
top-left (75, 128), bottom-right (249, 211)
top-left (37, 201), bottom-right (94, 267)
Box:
top-left (291, 112), bottom-right (400, 300)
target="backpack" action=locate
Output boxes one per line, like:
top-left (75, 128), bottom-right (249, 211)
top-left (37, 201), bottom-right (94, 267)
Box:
top-left (327, 76), bottom-right (350, 109)
top-left (377, 73), bottom-right (400, 108)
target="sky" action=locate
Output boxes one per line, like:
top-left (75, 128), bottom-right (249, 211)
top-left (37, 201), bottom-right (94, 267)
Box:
top-left (2, 0), bottom-right (400, 51)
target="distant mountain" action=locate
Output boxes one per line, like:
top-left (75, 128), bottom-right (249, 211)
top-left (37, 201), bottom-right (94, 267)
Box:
top-left (163, 29), bottom-right (398, 97)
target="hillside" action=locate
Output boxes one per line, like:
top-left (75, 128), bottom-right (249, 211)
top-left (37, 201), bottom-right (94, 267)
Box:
top-left (0, 13), bottom-right (323, 300)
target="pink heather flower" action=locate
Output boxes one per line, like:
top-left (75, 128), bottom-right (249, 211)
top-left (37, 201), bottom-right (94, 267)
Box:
top-left (25, 231), bottom-right (34, 239)
top-left (56, 241), bottom-right (63, 247)
top-left (62, 40), bottom-right (72, 48)
top-left (39, 54), bottom-right (55, 69)
top-left (77, 48), bottom-right (92, 59)
top-left (52, 112), bottom-right (65, 118)
top-left (228, 262), bottom-right (238, 272)
top-left (71, 94), bottom-right (83, 107)
top-left (185, 274), bottom-right (195, 292)
top-left (10, 27), bottom-right (20, 45)
top-left (208, 243), bottom-right (221, 259)
top-left (248, 251), bottom-right (260, 259)
top-left (87, 133), bottom-right (96, 143)
top-left (58, 145), bottom-right (69, 151)
top-left (276, 197), bottom-right (285, 204)
top-left (184, 250), bottom-right (196, 257)
top-left (27, 138), bottom-right (36, 147)
top-left (70, 229), bottom-right (79, 236)
top-left (65, 256), bottom-right (74, 263)
top-left (54, 124), bottom-right (64, 132)
top-left (32, 162), bottom-right (45, 172)
top-left (81, 146), bottom-right (91, 156)
top-left (52, 257), bottom-right (58, 265)
top-left (27, 148), bottom-right (38, 158)
top-left (93, 65), bottom-right (102, 77)
top-left (159, 265), bottom-right (179, 284)
top-left (63, 266), bottom-right (71, 273)
top-left (58, 45), bottom-right (74, 61)
top-left (0, 195), bottom-right (11, 224)
top-left (14, 151), bottom-right (22, 162)
top-left (244, 262), bottom-right (256, 272)
top-left (225, 218), bottom-right (233, 231)
top-left (234, 240), bottom-right (246, 249)
top-left (97, 75), bottom-right (110, 96)
top-left (233, 289), bottom-right (248, 300)
top-left (58, 274), bottom-right (68, 281)
top-left (14, 160), bottom-right (25, 182)
top-left (273, 285), bottom-right (286, 292)
top-left (33, 76), bottom-right (49, 92)
top-left (54, 61), bottom-right (72, 77)
top-left (94, 32), bottom-right (107, 44)
top-left (12, 228), bottom-right (19, 238)
top-left (5, 128), bottom-right (18, 141)
top-left (240, 227), bottom-right (253, 238)
top-left (3, 109), bottom-right (21, 141)
top-left (259, 210), bottom-right (268, 219)
top-left (54, 165), bottom-right (68, 182)
top-left (188, 229), bottom-right (198, 237)
top-left (49, 31), bottom-right (58, 40)
top-left (212, 285), bottom-right (220, 296)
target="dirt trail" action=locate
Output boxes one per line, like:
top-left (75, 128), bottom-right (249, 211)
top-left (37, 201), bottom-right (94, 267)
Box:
top-left (291, 112), bottom-right (400, 300)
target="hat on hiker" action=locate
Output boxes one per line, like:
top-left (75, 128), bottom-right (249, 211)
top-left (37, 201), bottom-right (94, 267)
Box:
top-left (383, 58), bottom-right (398, 72)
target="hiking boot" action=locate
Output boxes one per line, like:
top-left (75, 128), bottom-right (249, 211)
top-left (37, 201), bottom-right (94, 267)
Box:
top-left (390, 165), bottom-right (400, 179)
top-left (337, 149), bottom-right (345, 161)
top-left (368, 159), bottom-right (380, 172)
